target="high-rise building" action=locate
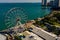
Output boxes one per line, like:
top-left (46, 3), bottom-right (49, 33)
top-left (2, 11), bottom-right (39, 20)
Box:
top-left (50, 0), bottom-right (54, 7)
top-left (42, 0), bottom-right (47, 6)
top-left (58, 0), bottom-right (60, 7)
top-left (42, 0), bottom-right (60, 8)
top-left (54, 0), bottom-right (59, 8)
top-left (50, 0), bottom-right (60, 8)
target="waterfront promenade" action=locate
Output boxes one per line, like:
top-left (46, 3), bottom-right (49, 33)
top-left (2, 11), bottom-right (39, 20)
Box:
top-left (0, 20), bottom-right (60, 40)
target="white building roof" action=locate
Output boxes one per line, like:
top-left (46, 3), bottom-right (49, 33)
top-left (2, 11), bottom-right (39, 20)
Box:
top-left (0, 34), bottom-right (6, 40)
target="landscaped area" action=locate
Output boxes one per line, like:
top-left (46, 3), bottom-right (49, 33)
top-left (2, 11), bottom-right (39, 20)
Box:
top-left (34, 10), bottom-right (60, 36)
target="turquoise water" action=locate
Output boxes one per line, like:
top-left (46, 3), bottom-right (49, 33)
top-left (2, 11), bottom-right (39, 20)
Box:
top-left (0, 3), bottom-right (51, 31)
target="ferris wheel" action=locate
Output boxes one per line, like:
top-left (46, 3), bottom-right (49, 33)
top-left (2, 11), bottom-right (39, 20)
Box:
top-left (5, 7), bottom-right (28, 28)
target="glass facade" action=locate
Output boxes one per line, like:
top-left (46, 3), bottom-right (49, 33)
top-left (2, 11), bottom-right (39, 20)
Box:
top-left (54, 0), bottom-right (59, 8)
top-left (42, 0), bottom-right (47, 6)
top-left (58, 0), bottom-right (60, 7)
top-left (50, 0), bottom-right (59, 8)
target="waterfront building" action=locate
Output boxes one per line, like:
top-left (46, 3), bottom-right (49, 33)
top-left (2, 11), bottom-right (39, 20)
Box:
top-left (54, 0), bottom-right (59, 8)
top-left (58, 0), bottom-right (60, 7)
top-left (42, 0), bottom-right (47, 6)
top-left (50, 0), bottom-right (54, 7)
top-left (50, 0), bottom-right (60, 8)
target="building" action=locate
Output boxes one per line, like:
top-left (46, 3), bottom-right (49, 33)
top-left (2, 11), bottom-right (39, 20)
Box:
top-left (0, 34), bottom-right (6, 40)
top-left (50, 0), bottom-right (60, 9)
top-left (50, 0), bottom-right (54, 7)
top-left (58, 0), bottom-right (60, 7)
top-left (49, 0), bottom-right (57, 8)
top-left (54, 0), bottom-right (59, 8)
top-left (42, 0), bottom-right (47, 6)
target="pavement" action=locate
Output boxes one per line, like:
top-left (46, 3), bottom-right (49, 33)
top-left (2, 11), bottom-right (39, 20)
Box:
top-left (22, 31), bottom-right (43, 40)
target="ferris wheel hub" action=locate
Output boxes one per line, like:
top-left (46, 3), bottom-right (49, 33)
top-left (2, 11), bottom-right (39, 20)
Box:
top-left (16, 18), bottom-right (20, 21)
